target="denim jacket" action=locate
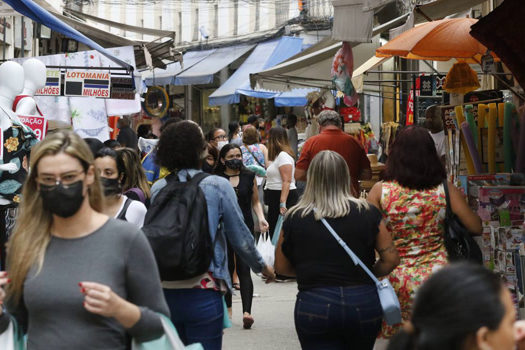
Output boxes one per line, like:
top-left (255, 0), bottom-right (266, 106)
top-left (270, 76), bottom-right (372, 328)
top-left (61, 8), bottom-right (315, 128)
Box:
top-left (150, 169), bottom-right (266, 289)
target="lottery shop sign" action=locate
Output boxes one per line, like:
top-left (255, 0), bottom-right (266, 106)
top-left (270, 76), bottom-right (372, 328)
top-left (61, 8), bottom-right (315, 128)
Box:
top-left (64, 71), bottom-right (111, 98)
top-left (18, 115), bottom-right (47, 141)
top-left (36, 70), bottom-right (61, 96)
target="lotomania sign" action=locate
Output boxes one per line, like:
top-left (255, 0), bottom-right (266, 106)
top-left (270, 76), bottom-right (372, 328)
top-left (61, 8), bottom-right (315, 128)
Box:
top-left (18, 115), bottom-right (47, 141)
top-left (64, 71), bottom-right (111, 98)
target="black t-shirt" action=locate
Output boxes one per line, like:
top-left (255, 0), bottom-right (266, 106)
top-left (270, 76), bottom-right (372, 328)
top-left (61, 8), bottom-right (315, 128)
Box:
top-left (218, 169), bottom-right (255, 233)
top-left (282, 202), bottom-right (382, 291)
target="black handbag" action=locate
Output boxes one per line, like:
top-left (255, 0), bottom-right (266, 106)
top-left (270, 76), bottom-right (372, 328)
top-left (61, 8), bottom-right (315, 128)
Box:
top-left (442, 180), bottom-right (483, 264)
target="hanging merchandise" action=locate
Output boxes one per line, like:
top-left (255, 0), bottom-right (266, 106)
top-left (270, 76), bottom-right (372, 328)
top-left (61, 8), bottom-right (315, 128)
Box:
top-left (331, 42), bottom-right (358, 107)
top-left (443, 62), bottom-right (481, 95)
top-left (406, 77), bottom-right (420, 126)
top-left (340, 106), bottom-right (361, 122)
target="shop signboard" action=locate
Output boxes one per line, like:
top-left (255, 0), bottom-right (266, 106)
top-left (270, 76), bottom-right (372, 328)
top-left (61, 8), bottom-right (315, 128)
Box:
top-left (35, 70), bottom-right (61, 96)
top-left (64, 71), bottom-right (111, 98)
top-left (419, 75), bottom-right (433, 96)
top-left (18, 115), bottom-right (47, 141)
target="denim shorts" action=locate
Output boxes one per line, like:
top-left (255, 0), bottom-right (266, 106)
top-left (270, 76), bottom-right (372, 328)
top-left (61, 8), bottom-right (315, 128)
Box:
top-left (294, 284), bottom-right (382, 350)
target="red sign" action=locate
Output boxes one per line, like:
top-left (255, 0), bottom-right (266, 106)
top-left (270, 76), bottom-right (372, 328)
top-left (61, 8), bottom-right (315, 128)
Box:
top-left (18, 115), bottom-right (47, 141)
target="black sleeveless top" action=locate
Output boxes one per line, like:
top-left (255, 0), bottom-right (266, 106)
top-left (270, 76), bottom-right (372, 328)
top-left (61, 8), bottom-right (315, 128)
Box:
top-left (218, 169), bottom-right (255, 234)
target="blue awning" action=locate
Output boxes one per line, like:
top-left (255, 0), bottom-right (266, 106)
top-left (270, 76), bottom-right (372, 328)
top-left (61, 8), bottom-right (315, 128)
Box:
top-left (274, 88), bottom-right (319, 107)
top-left (143, 49), bottom-right (215, 86)
top-left (4, 0), bottom-right (131, 70)
top-left (208, 37), bottom-right (303, 106)
top-left (174, 44), bottom-right (254, 85)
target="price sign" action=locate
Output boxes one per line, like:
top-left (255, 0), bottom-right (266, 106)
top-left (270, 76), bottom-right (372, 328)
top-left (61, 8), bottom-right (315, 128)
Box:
top-left (18, 115), bottom-right (47, 141)
top-left (64, 71), bottom-right (111, 98)
top-left (36, 70), bottom-right (61, 96)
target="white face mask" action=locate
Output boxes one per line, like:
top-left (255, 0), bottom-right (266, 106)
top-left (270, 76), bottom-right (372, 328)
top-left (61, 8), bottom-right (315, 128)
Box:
top-left (217, 140), bottom-right (228, 150)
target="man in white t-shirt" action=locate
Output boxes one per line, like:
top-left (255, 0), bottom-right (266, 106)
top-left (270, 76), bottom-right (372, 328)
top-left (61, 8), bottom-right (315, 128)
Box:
top-left (424, 105), bottom-right (446, 164)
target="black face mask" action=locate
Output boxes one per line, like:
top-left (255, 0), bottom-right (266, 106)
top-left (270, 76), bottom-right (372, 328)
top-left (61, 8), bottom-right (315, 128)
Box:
top-left (202, 162), bottom-right (214, 174)
top-left (101, 177), bottom-right (121, 196)
top-left (225, 159), bottom-right (243, 170)
top-left (40, 181), bottom-right (85, 218)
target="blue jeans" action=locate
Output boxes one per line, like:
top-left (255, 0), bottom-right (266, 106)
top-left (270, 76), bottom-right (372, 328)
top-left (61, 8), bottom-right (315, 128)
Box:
top-left (294, 285), bottom-right (382, 350)
top-left (163, 289), bottom-right (224, 350)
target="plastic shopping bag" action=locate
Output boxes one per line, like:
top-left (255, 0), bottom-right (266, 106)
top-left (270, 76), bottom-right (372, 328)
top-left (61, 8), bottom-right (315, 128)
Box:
top-left (132, 314), bottom-right (203, 350)
top-left (256, 232), bottom-right (274, 267)
top-left (0, 316), bottom-right (25, 350)
top-left (271, 215), bottom-right (284, 246)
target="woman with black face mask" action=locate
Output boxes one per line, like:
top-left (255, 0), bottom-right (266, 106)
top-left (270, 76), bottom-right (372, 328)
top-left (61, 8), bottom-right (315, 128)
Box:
top-left (94, 147), bottom-right (147, 228)
top-left (0, 131), bottom-right (169, 349)
top-left (215, 143), bottom-right (269, 329)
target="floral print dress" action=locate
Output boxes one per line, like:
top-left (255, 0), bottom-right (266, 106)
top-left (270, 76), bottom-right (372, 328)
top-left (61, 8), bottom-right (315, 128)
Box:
top-left (379, 181), bottom-right (448, 338)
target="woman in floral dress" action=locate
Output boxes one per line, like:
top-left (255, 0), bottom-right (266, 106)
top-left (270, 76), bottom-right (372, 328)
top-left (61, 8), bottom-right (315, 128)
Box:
top-left (368, 126), bottom-right (481, 340)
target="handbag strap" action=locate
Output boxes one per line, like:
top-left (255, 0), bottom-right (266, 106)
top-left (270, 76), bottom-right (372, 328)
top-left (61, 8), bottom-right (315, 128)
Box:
top-left (442, 180), bottom-right (452, 217)
top-left (319, 216), bottom-right (381, 286)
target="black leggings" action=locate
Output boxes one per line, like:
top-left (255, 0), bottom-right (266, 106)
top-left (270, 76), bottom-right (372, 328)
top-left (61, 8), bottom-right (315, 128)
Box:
top-left (265, 189), bottom-right (298, 241)
top-left (225, 244), bottom-right (253, 314)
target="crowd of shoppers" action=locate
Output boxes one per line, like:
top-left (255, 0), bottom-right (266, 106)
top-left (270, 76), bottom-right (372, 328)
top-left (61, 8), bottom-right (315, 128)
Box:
top-left (0, 111), bottom-right (493, 350)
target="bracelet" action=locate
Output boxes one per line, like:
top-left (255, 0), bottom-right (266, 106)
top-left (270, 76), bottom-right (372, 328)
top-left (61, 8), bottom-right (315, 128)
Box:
top-left (279, 202), bottom-right (286, 208)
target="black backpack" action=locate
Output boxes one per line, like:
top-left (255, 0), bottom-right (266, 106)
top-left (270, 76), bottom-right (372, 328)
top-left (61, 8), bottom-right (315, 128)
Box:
top-left (143, 172), bottom-right (213, 281)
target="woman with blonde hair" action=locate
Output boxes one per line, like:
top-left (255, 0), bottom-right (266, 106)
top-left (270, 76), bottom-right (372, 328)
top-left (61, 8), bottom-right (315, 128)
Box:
top-left (264, 126), bottom-right (296, 242)
top-left (275, 150), bottom-right (399, 349)
top-left (0, 130), bottom-right (169, 349)
top-left (116, 147), bottom-right (151, 205)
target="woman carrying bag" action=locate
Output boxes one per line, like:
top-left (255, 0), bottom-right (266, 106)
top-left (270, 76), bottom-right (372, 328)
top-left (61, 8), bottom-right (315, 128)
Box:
top-left (264, 127), bottom-right (297, 243)
top-left (0, 131), bottom-right (170, 349)
top-left (215, 143), bottom-right (269, 329)
top-left (275, 151), bottom-right (400, 350)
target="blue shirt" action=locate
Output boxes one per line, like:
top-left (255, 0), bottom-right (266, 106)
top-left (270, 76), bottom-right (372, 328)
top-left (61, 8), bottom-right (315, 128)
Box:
top-left (151, 169), bottom-right (266, 289)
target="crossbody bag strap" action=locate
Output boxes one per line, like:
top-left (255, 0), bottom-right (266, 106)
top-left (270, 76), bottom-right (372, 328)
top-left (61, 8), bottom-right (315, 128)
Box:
top-left (244, 144), bottom-right (264, 168)
top-left (442, 179), bottom-right (452, 217)
top-left (319, 216), bottom-right (381, 285)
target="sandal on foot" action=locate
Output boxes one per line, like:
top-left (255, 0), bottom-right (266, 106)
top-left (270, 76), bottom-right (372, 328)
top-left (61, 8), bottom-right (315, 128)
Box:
top-left (243, 314), bottom-right (254, 329)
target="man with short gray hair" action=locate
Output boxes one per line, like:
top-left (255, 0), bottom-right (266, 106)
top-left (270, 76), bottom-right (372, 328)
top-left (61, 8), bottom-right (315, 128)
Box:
top-left (295, 110), bottom-right (371, 196)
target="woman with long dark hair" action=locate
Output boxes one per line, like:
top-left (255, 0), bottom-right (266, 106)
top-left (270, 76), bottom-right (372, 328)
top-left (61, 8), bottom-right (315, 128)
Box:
top-left (275, 151), bottom-right (399, 349)
top-left (215, 143), bottom-right (268, 329)
top-left (388, 263), bottom-right (525, 350)
top-left (228, 121), bottom-right (242, 146)
top-left (94, 147), bottom-right (147, 227)
top-left (368, 126), bottom-right (481, 341)
top-left (264, 127), bottom-right (297, 241)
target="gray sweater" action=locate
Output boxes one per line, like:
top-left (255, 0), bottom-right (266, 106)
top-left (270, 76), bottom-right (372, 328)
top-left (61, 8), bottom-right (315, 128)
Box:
top-left (0, 218), bottom-right (169, 349)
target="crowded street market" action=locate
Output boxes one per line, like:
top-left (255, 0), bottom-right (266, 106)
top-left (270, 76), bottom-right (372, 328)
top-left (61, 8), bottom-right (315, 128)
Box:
top-left (0, 0), bottom-right (523, 349)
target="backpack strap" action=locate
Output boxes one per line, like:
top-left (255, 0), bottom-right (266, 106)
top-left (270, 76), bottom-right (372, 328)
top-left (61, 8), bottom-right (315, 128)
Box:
top-left (116, 198), bottom-right (133, 221)
top-left (189, 171), bottom-right (210, 185)
top-left (124, 187), bottom-right (146, 204)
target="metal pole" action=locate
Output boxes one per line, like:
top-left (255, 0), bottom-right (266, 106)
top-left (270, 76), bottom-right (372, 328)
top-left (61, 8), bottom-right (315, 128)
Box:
top-left (21, 16), bottom-right (24, 57)
top-left (2, 17), bottom-right (5, 60)
top-left (412, 74), bottom-right (417, 125)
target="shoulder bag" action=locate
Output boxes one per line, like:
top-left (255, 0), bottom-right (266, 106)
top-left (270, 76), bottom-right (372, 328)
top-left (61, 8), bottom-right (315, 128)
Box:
top-left (442, 180), bottom-right (483, 264)
top-left (319, 216), bottom-right (402, 325)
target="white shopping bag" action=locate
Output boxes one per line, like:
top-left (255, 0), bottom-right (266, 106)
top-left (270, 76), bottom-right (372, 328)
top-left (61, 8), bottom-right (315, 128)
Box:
top-left (0, 319), bottom-right (15, 350)
top-left (256, 232), bottom-right (274, 267)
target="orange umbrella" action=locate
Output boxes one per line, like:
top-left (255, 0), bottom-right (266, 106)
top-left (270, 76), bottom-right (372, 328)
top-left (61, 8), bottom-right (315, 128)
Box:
top-left (376, 18), bottom-right (498, 64)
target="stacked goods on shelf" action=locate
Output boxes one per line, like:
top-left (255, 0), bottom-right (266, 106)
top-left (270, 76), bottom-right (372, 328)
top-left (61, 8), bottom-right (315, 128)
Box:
top-left (462, 174), bottom-right (525, 311)
top-left (442, 102), bottom-right (522, 179)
